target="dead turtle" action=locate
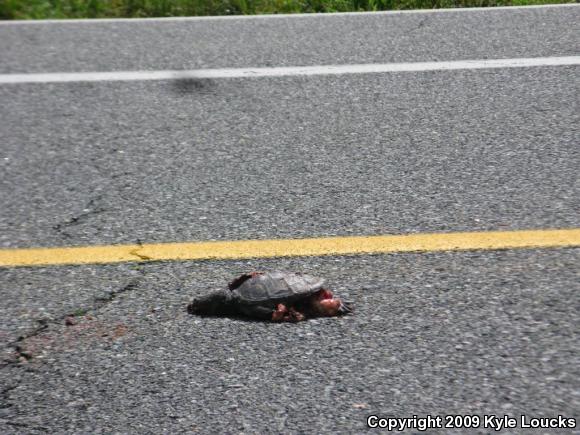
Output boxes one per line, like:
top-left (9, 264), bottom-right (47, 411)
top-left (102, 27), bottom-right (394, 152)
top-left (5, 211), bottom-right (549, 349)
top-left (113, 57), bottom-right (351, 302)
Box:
top-left (187, 271), bottom-right (352, 322)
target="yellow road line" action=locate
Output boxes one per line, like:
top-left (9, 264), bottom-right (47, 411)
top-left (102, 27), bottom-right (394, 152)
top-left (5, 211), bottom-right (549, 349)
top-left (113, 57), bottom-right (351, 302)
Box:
top-left (0, 228), bottom-right (578, 268)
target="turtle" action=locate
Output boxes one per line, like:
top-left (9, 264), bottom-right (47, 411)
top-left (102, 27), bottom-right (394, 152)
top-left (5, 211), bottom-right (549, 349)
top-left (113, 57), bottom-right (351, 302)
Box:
top-left (187, 271), bottom-right (352, 322)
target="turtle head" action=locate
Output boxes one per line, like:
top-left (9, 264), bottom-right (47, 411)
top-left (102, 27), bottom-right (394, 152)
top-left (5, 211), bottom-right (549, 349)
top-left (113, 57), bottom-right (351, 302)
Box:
top-left (311, 289), bottom-right (352, 317)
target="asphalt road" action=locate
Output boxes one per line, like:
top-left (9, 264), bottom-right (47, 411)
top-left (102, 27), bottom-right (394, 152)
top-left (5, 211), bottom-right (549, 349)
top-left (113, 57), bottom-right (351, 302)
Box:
top-left (0, 6), bottom-right (579, 74)
top-left (1, 5), bottom-right (579, 434)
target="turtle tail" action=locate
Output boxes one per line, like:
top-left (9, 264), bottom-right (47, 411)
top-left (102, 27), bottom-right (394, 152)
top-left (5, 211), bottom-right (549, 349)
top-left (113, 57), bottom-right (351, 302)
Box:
top-left (187, 289), bottom-right (234, 316)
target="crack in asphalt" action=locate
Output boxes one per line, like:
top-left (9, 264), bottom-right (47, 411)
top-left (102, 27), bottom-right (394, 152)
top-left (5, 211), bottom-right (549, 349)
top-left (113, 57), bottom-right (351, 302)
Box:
top-left (0, 384), bottom-right (18, 410)
top-left (129, 248), bottom-right (154, 262)
top-left (0, 275), bottom-right (144, 421)
top-left (402, 16), bottom-right (430, 36)
top-left (1, 277), bottom-right (142, 366)
top-left (6, 319), bottom-right (50, 365)
top-left (3, 420), bottom-right (49, 432)
top-left (129, 239), bottom-right (154, 261)
top-left (52, 195), bottom-right (106, 238)
top-left (0, 319), bottom-right (50, 420)
top-left (92, 278), bottom-right (141, 306)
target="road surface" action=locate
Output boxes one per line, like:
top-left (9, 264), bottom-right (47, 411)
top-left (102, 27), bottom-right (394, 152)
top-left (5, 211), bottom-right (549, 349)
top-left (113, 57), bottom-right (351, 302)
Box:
top-left (0, 5), bottom-right (579, 434)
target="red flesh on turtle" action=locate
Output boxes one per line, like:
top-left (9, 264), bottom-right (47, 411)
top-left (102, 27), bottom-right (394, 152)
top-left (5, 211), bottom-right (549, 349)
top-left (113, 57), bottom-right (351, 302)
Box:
top-left (271, 288), bottom-right (344, 322)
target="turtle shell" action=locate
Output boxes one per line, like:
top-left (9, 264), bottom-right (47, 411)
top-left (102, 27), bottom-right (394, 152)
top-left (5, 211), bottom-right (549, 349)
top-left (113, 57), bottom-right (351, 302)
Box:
top-left (229, 271), bottom-right (325, 305)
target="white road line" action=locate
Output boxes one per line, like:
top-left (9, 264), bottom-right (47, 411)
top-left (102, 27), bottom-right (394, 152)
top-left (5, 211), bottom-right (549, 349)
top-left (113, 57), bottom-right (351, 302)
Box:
top-left (0, 56), bottom-right (578, 85)
top-left (0, 4), bottom-right (577, 24)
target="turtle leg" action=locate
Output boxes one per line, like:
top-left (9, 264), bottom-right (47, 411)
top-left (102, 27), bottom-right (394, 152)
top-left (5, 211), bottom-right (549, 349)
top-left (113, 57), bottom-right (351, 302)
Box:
top-left (240, 303), bottom-right (306, 322)
top-left (272, 304), bottom-right (306, 322)
top-left (288, 307), bottom-right (305, 322)
top-left (272, 303), bottom-right (289, 322)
